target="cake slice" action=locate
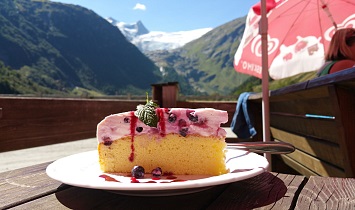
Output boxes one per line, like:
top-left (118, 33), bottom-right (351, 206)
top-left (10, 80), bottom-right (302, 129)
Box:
top-left (97, 107), bottom-right (228, 175)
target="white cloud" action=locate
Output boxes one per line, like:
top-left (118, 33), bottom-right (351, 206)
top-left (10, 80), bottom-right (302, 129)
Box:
top-left (133, 3), bottom-right (146, 11)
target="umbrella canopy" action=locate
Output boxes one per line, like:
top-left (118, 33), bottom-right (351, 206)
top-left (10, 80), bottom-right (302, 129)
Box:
top-left (234, 0), bottom-right (355, 80)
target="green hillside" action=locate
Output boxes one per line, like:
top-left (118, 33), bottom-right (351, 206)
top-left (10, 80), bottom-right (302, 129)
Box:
top-left (0, 0), bottom-right (160, 96)
top-left (147, 16), bottom-right (317, 97)
top-left (147, 16), bottom-right (253, 96)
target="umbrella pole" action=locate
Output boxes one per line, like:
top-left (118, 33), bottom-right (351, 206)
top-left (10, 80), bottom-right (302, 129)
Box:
top-left (260, 0), bottom-right (271, 171)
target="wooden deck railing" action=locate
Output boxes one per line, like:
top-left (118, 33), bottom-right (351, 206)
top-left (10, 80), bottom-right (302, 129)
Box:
top-left (0, 97), bottom-right (145, 152)
top-left (0, 96), bottom-right (262, 153)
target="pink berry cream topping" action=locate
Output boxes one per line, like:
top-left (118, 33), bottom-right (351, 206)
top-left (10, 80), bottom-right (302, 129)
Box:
top-left (97, 108), bottom-right (228, 144)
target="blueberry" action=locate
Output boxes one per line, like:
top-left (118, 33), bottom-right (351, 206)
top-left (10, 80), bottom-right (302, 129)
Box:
top-left (124, 117), bottom-right (130, 123)
top-left (168, 113), bottom-right (177, 123)
top-left (186, 110), bottom-right (198, 122)
top-left (131, 166), bottom-right (145, 178)
top-left (102, 136), bottom-right (112, 146)
top-left (179, 127), bottom-right (188, 137)
top-left (151, 167), bottom-right (162, 177)
top-left (136, 127), bottom-right (143, 132)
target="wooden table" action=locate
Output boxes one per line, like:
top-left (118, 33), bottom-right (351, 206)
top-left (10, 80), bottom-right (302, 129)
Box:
top-left (1, 163), bottom-right (355, 210)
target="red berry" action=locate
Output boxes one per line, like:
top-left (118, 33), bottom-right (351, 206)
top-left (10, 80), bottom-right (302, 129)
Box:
top-left (102, 136), bottom-right (112, 146)
top-left (151, 167), bottom-right (162, 177)
top-left (178, 119), bottom-right (187, 127)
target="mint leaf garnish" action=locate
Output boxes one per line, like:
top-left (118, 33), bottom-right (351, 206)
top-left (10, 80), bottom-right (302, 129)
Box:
top-left (135, 94), bottom-right (159, 127)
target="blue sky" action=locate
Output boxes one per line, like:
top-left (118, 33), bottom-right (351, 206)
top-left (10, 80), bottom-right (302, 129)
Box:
top-left (50, 0), bottom-right (259, 32)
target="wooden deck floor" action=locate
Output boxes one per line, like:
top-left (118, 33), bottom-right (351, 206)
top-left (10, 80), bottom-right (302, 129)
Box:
top-left (0, 138), bottom-right (97, 173)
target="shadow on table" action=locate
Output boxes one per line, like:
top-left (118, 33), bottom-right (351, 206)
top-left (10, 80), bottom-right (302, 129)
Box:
top-left (207, 172), bottom-right (288, 209)
top-left (54, 183), bottom-right (228, 209)
top-left (54, 172), bottom-right (287, 209)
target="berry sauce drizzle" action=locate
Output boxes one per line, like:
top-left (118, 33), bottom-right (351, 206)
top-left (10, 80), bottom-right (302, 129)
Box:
top-left (99, 174), bottom-right (120, 182)
top-left (129, 111), bottom-right (138, 162)
top-left (99, 174), bottom-right (186, 184)
top-left (157, 108), bottom-right (167, 137)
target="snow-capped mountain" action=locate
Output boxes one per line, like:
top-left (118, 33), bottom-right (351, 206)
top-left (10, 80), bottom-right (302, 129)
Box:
top-left (131, 28), bottom-right (212, 52)
top-left (106, 17), bottom-right (149, 41)
top-left (106, 17), bottom-right (212, 52)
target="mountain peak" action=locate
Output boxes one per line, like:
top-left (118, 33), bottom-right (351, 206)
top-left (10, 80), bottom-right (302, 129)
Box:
top-left (106, 18), bottom-right (149, 40)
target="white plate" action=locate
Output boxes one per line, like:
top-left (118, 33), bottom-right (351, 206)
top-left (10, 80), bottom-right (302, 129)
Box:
top-left (46, 149), bottom-right (269, 196)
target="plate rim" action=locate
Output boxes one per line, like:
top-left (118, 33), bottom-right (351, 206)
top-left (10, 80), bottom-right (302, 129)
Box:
top-left (46, 149), bottom-right (269, 192)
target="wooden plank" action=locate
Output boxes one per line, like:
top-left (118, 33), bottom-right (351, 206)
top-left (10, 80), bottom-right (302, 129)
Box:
top-left (270, 114), bottom-right (339, 144)
top-left (0, 97), bottom-right (145, 152)
top-left (207, 172), bottom-right (306, 209)
top-left (271, 128), bottom-right (343, 168)
top-left (270, 97), bottom-right (333, 116)
top-left (284, 149), bottom-right (345, 177)
top-left (270, 80), bottom-right (309, 97)
top-left (270, 85), bottom-right (329, 101)
top-left (0, 162), bottom-right (62, 209)
top-left (262, 173), bottom-right (307, 210)
top-left (307, 67), bottom-right (355, 89)
top-left (270, 67), bottom-right (355, 96)
top-left (12, 187), bottom-right (123, 209)
top-left (278, 154), bottom-right (319, 178)
top-left (295, 176), bottom-right (355, 210)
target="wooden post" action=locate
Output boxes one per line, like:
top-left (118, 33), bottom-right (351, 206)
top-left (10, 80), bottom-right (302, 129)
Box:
top-left (151, 82), bottom-right (179, 108)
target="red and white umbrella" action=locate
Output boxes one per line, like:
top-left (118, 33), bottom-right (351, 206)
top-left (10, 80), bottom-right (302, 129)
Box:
top-left (233, 0), bottom-right (355, 167)
top-left (234, 0), bottom-right (355, 80)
